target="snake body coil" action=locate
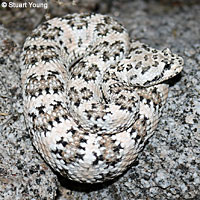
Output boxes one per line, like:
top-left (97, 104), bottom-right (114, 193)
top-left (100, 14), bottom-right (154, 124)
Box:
top-left (21, 13), bottom-right (183, 183)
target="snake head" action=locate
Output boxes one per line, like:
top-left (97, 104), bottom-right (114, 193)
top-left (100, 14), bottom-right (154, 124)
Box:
top-left (125, 42), bottom-right (184, 87)
top-left (155, 48), bottom-right (184, 83)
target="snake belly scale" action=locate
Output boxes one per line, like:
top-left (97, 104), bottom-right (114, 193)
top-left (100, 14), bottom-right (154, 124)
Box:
top-left (21, 13), bottom-right (184, 183)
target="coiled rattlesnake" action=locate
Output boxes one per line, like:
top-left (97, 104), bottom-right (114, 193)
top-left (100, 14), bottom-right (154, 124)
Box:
top-left (21, 13), bottom-right (183, 183)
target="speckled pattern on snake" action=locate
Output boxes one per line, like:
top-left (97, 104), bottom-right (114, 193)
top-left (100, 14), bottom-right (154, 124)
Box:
top-left (21, 13), bottom-right (184, 183)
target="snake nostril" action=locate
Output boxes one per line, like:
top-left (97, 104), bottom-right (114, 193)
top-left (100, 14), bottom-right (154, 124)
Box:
top-left (165, 63), bottom-right (171, 70)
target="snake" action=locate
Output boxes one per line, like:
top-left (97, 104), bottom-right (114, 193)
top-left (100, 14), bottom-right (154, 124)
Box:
top-left (21, 13), bottom-right (184, 183)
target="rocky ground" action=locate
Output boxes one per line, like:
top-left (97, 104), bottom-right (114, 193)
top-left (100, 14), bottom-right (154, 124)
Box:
top-left (0, 0), bottom-right (199, 199)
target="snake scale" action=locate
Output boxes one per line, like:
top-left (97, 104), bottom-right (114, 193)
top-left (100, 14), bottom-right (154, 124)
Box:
top-left (21, 13), bottom-right (184, 183)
